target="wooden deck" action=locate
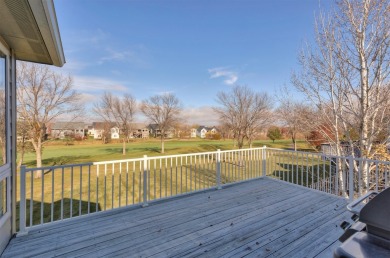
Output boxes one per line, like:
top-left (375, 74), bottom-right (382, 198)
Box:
top-left (2, 177), bottom-right (351, 257)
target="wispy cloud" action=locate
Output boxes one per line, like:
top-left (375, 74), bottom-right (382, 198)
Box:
top-left (73, 75), bottom-right (129, 93)
top-left (78, 28), bottom-right (108, 45)
top-left (79, 92), bottom-right (99, 103)
top-left (154, 90), bottom-right (174, 95)
top-left (98, 45), bottom-right (151, 68)
top-left (181, 106), bottom-right (220, 125)
top-left (60, 60), bottom-right (90, 73)
top-left (98, 48), bottom-right (134, 64)
top-left (208, 67), bottom-right (238, 85)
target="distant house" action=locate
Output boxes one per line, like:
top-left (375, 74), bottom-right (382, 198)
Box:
top-left (50, 122), bottom-right (86, 139)
top-left (148, 124), bottom-right (175, 138)
top-left (89, 122), bottom-right (118, 140)
top-left (131, 123), bottom-right (149, 139)
top-left (190, 128), bottom-right (197, 138)
top-left (148, 124), bottom-right (160, 138)
top-left (110, 127), bottom-right (120, 139)
top-left (196, 126), bottom-right (218, 139)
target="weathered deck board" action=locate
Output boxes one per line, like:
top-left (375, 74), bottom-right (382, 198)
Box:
top-left (181, 198), bottom-right (346, 258)
top-left (142, 195), bottom-right (337, 258)
top-left (81, 190), bottom-right (318, 257)
top-left (9, 182), bottom-right (291, 251)
top-left (2, 177), bottom-right (349, 258)
top-left (12, 179), bottom-right (282, 243)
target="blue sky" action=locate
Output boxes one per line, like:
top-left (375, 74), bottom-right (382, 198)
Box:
top-left (54, 0), bottom-right (331, 124)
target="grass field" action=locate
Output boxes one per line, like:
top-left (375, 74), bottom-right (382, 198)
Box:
top-left (18, 138), bottom-right (323, 229)
top-left (20, 138), bottom-right (313, 167)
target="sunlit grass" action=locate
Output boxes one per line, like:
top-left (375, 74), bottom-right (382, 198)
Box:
top-left (17, 138), bottom-right (320, 228)
top-left (20, 138), bottom-right (312, 167)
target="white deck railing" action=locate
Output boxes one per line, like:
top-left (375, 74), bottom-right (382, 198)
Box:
top-left (266, 148), bottom-right (390, 197)
top-left (18, 147), bottom-right (390, 234)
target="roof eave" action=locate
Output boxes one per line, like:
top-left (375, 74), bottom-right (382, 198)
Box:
top-left (29, 0), bottom-right (65, 67)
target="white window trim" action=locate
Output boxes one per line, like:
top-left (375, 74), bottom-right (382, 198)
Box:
top-left (0, 40), bottom-right (12, 229)
top-left (0, 176), bottom-right (11, 227)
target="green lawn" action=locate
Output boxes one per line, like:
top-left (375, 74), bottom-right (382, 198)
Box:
top-left (21, 138), bottom-right (313, 167)
top-left (18, 138), bottom-right (319, 228)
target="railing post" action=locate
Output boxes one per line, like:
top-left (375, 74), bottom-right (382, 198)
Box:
top-left (216, 149), bottom-right (222, 190)
top-left (348, 156), bottom-right (354, 201)
top-left (142, 155), bottom-right (149, 207)
top-left (17, 165), bottom-right (28, 236)
top-left (262, 146), bottom-right (267, 177)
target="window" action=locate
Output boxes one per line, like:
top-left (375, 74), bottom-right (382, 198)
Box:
top-left (0, 49), bottom-right (9, 222)
top-left (0, 53), bottom-right (5, 166)
top-left (0, 178), bottom-right (6, 217)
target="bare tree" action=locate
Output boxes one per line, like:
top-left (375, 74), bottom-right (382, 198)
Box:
top-left (292, 0), bottom-right (390, 191)
top-left (276, 87), bottom-right (311, 151)
top-left (16, 119), bottom-right (34, 169)
top-left (336, 0), bottom-right (390, 157)
top-left (17, 62), bottom-right (83, 177)
top-left (217, 122), bottom-right (232, 140)
top-left (174, 122), bottom-right (191, 139)
top-left (214, 85), bottom-right (273, 149)
top-left (100, 121), bottom-right (113, 144)
top-left (140, 93), bottom-right (181, 153)
top-left (94, 92), bottom-right (136, 155)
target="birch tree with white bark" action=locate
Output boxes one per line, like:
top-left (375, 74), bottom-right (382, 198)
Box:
top-left (292, 0), bottom-right (390, 192)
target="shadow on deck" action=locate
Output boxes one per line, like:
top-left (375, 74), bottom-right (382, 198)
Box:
top-left (3, 177), bottom-right (349, 257)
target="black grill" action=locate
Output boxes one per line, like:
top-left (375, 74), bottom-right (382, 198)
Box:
top-left (334, 187), bottom-right (390, 257)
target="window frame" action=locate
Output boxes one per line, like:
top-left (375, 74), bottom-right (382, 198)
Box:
top-left (0, 41), bottom-right (11, 227)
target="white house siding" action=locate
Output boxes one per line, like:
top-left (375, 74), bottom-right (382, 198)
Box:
top-left (190, 129), bottom-right (197, 138)
top-left (111, 127), bottom-right (120, 139)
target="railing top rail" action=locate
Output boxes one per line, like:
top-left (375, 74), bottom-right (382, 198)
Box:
top-left (219, 147), bottom-right (265, 154)
top-left (145, 151), bottom-right (218, 160)
top-left (93, 158), bottom-right (144, 165)
top-left (94, 147), bottom-right (267, 165)
top-left (266, 148), bottom-right (322, 155)
top-left (22, 162), bottom-right (94, 172)
top-left (267, 147), bottom-right (390, 165)
top-left (352, 158), bottom-right (390, 165)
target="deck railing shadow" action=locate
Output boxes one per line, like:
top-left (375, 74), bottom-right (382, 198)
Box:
top-left (17, 198), bottom-right (101, 231)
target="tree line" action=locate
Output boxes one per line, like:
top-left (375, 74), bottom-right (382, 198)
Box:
top-left (12, 61), bottom-right (275, 175)
top-left (15, 62), bottom-right (183, 177)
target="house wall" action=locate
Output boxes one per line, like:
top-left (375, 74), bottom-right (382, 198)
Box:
top-left (200, 129), bottom-right (207, 138)
top-left (111, 127), bottom-right (119, 139)
top-left (51, 129), bottom-right (85, 139)
top-left (190, 129), bottom-right (196, 138)
top-left (93, 130), bottom-right (103, 139)
top-left (141, 129), bottom-right (149, 138)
